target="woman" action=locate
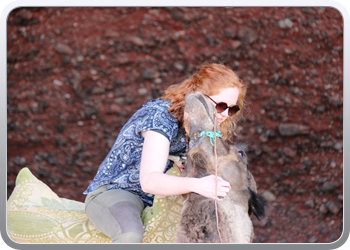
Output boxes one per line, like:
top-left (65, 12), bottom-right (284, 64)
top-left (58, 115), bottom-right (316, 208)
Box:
top-left (84, 63), bottom-right (247, 243)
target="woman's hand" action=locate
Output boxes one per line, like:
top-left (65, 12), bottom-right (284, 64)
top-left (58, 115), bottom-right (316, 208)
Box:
top-left (139, 130), bottom-right (231, 200)
top-left (193, 175), bottom-right (231, 200)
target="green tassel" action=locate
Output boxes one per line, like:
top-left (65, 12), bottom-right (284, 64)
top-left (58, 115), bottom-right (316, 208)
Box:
top-left (199, 131), bottom-right (222, 146)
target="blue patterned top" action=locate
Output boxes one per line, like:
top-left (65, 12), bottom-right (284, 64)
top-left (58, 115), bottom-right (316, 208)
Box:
top-left (83, 99), bottom-right (187, 206)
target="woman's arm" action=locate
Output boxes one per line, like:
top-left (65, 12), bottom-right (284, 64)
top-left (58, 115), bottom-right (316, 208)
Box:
top-left (139, 130), bottom-right (231, 199)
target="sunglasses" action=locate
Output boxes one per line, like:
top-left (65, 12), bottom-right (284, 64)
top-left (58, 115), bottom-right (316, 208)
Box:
top-left (204, 94), bottom-right (240, 116)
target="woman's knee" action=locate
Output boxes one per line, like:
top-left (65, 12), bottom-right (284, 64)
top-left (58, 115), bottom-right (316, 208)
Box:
top-left (108, 200), bottom-right (144, 238)
top-left (84, 188), bottom-right (145, 243)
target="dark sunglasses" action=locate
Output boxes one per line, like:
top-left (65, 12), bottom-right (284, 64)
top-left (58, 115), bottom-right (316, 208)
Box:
top-left (204, 94), bottom-right (240, 116)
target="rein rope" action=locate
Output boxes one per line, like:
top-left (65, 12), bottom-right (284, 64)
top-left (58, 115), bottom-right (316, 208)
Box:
top-left (213, 117), bottom-right (223, 243)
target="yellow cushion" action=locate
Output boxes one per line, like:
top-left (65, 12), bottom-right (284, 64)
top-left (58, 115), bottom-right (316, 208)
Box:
top-left (7, 167), bottom-right (183, 243)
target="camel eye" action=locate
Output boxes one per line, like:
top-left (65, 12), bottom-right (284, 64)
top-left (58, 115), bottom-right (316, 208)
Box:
top-left (238, 150), bottom-right (245, 158)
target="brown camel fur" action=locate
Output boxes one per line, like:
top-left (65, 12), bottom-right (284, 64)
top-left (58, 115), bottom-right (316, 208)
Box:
top-left (175, 93), bottom-right (266, 243)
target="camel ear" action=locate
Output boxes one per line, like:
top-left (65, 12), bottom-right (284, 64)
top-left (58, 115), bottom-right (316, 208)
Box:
top-left (248, 187), bottom-right (266, 221)
top-left (183, 93), bottom-right (218, 136)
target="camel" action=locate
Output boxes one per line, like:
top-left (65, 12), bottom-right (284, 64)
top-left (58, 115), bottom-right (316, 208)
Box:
top-left (176, 93), bottom-right (266, 243)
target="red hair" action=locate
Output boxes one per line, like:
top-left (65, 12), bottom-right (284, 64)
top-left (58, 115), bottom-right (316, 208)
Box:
top-left (161, 63), bottom-right (247, 140)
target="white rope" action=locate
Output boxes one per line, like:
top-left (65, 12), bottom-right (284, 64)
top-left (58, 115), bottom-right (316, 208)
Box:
top-left (213, 116), bottom-right (223, 243)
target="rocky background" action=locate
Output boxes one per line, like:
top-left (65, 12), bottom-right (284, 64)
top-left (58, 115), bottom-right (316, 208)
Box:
top-left (7, 7), bottom-right (343, 243)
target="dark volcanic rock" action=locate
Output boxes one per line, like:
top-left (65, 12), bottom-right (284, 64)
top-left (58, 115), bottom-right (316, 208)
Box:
top-left (6, 7), bottom-right (343, 244)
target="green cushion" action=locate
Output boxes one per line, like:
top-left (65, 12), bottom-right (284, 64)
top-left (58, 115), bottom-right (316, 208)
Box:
top-left (7, 167), bottom-right (183, 243)
top-left (141, 166), bottom-right (183, 243)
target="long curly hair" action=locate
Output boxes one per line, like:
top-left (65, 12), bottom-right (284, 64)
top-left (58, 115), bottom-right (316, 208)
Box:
top-left (161, 63), bottom-right (247, 141)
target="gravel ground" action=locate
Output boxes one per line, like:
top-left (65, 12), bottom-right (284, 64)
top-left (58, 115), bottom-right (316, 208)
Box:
top-left (7, 7), bottom-right (343, 243)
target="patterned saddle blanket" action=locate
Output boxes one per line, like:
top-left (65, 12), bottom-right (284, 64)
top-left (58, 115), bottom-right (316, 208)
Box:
top-left (7, 167), bottom-right (183, 243)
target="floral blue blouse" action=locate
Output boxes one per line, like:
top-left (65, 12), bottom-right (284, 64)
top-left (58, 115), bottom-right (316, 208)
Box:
top-left (83, 99), bottom-right (187, 206)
